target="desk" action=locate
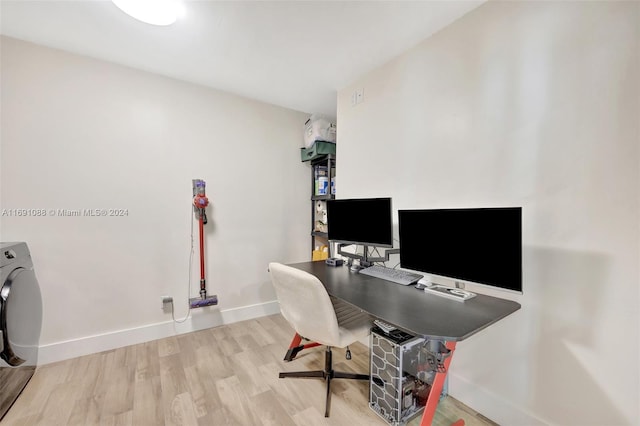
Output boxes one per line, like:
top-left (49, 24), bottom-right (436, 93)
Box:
top-left (287, 261), bottom-right (521, 425)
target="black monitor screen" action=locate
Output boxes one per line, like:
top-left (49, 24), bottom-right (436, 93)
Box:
top-left (326, 198), bottom-right (393, 248)
top-left (399, 207), bottom-right (522, 292)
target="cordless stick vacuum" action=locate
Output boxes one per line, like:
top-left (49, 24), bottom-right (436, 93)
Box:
top-left (189, 179), bottom-right (218, 309)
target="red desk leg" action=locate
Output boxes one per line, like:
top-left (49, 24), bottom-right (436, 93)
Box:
top-left (419, 341), bottom-right (464, 426)
top-left (289, 333), bottom-right (303, 349)
top-left (284, 333), bottom-right (321, 361)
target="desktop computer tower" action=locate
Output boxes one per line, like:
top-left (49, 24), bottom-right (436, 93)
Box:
top-left (369, 326), bottom-right (434, 426)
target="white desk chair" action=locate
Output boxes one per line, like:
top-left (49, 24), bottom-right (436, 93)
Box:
top-left (268, 262), bottom-right (372, 417)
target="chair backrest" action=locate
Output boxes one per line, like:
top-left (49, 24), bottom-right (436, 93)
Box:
top-left (269, 262), bottom-right (341, 346)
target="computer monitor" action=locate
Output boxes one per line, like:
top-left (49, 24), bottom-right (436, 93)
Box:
top-left (326, 197), bottom-right (393, 248)
top-left (398, 207), bottom-right (522, 293)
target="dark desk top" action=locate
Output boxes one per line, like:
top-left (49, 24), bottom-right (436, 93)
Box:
top-left (289, 261), bottom-right (521, 341)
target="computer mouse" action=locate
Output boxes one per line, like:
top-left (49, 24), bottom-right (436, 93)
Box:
top-left (414, 282), bottom-right (427, 290)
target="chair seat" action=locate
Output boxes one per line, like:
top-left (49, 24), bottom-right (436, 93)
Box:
top-left (331, 296), bottom-right (372, 348)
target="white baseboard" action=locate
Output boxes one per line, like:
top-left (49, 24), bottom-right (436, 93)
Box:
top-left (449, 373), bottom-right (548, 425)
top-left (38, 300), bottom-right (281, 365)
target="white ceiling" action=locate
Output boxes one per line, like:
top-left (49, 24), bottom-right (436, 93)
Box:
top-left (0, 0), bottom-right (483, 117)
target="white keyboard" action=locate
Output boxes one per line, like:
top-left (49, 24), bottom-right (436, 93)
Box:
top-left (359, 265), bottom-right (423, 286)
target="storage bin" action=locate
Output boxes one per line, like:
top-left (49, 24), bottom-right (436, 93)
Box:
top-left (312, 246), bottom-right (329, 261)
top-left (300, 141), bottom-right (336, 162)
top-left (303, 114), bottom-right (336, 148)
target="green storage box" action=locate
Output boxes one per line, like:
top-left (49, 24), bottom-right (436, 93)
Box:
top-left (300, 141), bottom-right (336, 162)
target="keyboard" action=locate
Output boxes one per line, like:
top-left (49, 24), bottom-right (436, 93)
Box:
top-left (359, 265), bottom-right (423, 286)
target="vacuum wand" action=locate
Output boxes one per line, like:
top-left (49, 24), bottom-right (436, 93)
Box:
top-left (190, 179), bottom-right (218, 309)
top-left (198, 214), bottom-right (206, 299)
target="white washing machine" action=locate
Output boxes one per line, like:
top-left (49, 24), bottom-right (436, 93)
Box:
top-left (0, 242), bottom-right (43, 420)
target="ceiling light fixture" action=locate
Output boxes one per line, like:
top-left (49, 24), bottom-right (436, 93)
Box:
top-left (111, 0), bottom-right (183, 26)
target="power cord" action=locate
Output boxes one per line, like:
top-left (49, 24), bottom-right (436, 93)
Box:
top-left (171, 205), bottom-right (195, 324)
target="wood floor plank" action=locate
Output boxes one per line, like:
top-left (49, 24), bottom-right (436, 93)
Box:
top-left (112, 345), bottom-right (129, 368)
top-left (164, 392), bottom-right (199, 426)
top-left (183, 364), bottom-right (216, 419)
top-left (92, 352), bottom-right (118, 398)
top-left (209, 324), bottom-right (234, 343)
top-left (249, 318), bottom-right (278, 347)
top-left (214, 375), bottom-right (263, 426)
top-left (291, 406), bottom-right (325, 426)
top-left (158, 336), bottom-right (181, 358)
top-left (232, 333), bottom-right (261, 352)
top-left (176, 333), bottom-right (198, 370)
top-left (100, 364), bottom-right (135, 417)
top-left (159, 353), bottom-right (190, 397)
top-left (261, 341), bottom-right (293, 365)
top-left (36, 378), bottom-right (89, 426)
top-left (136, 340), bottom-right (161, 382)
top-left (132, 376), bottom-right (164, 426)
top-left (67, 396), bottom-right (101, 426)
top-left (123, 344), bottom-right (137, 367)
top-left (229, 350), bottom-right (271, 397)
top-left (74, 353), bottom-right (105, 397)
top-left (254, 314), bottom-right (279, 330)
top-left (98, 409), bottom-right (132, 426)
top-left (216, 336), bottom-right (243, 359)
top-left (194, 343), bottom-right (233, 381)
top-left (256, 362), bottom-right (308, 415)
top-left (1, 414), bottom-right (39, 426)
top-left (189, 364), bottom-right (227, 422)
top-left (251, 389), bottom-right (296, 426)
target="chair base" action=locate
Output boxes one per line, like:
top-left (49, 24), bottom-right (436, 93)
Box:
top-left (278, 346), bottom-right (369, 417)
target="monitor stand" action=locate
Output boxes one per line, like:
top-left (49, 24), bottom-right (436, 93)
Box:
top-left (349, 262), bottom-right (364, 273)
top-left (337, 244), bottom-right (399, 272)
top-left (424, 282), bottom-right (476, 302)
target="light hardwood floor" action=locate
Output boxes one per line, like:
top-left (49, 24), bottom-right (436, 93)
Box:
top-left (2, 314), bottom-right (498, 426)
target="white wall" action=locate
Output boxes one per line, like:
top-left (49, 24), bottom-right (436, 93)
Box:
top-left (337, 2), bottom-right (638, 425)
top-left (1, 36), bottom-right (310, 363)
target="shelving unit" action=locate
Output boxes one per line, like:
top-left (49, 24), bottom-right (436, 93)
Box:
top-left (309, 153), bottom-right (335, 258)
top-left (300, 137), bottom-right (336, 259)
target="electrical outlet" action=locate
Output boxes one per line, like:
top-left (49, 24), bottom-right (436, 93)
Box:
top-left (161, 295), bottom-right (173, 310)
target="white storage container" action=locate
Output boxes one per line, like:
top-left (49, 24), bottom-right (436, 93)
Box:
top-left (303, 114), bottom-right (336, 148)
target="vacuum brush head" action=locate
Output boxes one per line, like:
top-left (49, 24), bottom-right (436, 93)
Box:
top-left (189, 295), bottom-right (218, 309)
